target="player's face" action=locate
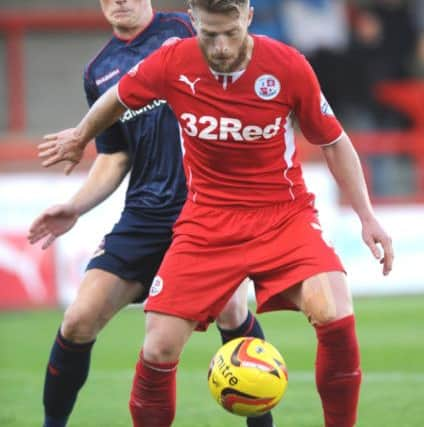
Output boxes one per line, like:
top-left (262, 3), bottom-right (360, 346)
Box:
top-left (190, 6), bottom-right (253, 73)
top-left (100, 0), bottom-right (148, 33)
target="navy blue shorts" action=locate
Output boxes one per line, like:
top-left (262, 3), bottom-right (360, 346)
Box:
top-left (86, 208), bottom-right (178, 302)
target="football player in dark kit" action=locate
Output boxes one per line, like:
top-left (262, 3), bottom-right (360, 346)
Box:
top-left (28, 1), bottom-right (274, 427)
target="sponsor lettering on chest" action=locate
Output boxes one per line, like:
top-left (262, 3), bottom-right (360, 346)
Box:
top-left (180, 113), bottom-right (282, 142)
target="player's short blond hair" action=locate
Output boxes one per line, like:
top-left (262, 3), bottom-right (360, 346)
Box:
top-left (186, 0), bottom-right (248, 15)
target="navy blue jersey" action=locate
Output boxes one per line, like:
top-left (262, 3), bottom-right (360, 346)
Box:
top-left (83, 11), bottom-right (194, 215)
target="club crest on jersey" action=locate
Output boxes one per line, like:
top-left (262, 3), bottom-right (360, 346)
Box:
top-left (254, 74), bottom-right (281, 100)
top-left (128, 60), bottom-right (144, 77)
top-left (149, 276), bottom-right (163, 297)
top-left (162, 36), bottom-right (181, 46)
top-left (320, 93), bottom-right (335, 116)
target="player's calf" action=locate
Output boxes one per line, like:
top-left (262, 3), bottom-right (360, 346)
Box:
top-left (129, 350), bottom-right (178, 427)
top-left (43, 329), bottom-right (95, 427)
top-left (314, 315), bottom-right (361, 427)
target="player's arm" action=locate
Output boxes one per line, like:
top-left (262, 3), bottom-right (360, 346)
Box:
top-left (39, 44), bottom-right (169, 174)
top-left (292, 50), bottom-right (394, 275)
top-left (67, 150), bottom-right (130, 215)
top-left (38, 85), bottom-right (126, 174)
top-left (28, 151), bottom-right (130, 249)
top-left (321, 134), bottom-right (394, 275)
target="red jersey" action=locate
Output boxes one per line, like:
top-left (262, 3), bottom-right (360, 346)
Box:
top-left (118, 35), bottom-right (343, 208)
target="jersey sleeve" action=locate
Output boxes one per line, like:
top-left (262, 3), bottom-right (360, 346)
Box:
top-left (117, 44), bottom-right (169, 110)
top-left (291, 53), bottom-right (343, 146)
top-left (83, 66), bottom-right (128, 153)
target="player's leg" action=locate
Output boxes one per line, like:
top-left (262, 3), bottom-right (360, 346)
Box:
top-left (43, 269), bottom-right (143, 427)
top-left (129, 312), bottom-right (197, 427)
top-left (284, 272), bottom-right (361, 427)
top-left (216, 279), bottom-right (274, 427)
top-left (249, 197), bottom-right (359, 426)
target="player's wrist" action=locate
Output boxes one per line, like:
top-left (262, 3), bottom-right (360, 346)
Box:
top-left (72, 127), bottom-right (91, 148)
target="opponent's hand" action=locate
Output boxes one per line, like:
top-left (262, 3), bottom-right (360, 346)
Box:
top-left (361, 217), bottom-right (394, 276)
top-left (28, 204), bottom-right (79, 249)
top-left (38, 128), bottom-right (85, 175)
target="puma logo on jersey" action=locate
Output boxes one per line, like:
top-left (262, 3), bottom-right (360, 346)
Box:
top-left (179, 75), bottom-right (201, 94)
top-left (180, 113), bottom-right (282, 142)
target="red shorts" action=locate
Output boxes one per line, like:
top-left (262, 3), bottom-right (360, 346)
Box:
top-left (145, 193), bottom-right (344, 329)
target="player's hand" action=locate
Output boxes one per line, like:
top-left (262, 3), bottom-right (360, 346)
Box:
top-left (38, 128), bottom-right (85, 175)
top-left (27, 204), bottom-right (79, 249)
top-left (361, 217), bottom-right (394, 276)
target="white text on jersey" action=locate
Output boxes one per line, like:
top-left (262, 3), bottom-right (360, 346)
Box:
top-left (120, 99), bottom-right (166, 123)
top-left (180, 113), bottom-right (282, 142)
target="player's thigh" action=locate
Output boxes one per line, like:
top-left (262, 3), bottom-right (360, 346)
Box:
top-left (216, 278), bottom-right (250, 329)
top-left (144, 311), bottom-right (197, 363)
top-left (62, 269), bottom-right (143, 341)
top-left (284, 271), bottom-right (353, 325)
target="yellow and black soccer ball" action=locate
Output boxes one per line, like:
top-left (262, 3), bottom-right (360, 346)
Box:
top-left (207, 337), bottom-right (288, 417)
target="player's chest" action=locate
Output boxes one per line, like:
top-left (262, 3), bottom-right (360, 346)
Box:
top-left (170, 72), bottom-right (292, 144)
top-left (95, 36), bottom-right (173, 95)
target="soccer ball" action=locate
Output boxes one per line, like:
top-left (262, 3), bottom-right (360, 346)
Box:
top-left (207, 337), bottom-right (288, 417)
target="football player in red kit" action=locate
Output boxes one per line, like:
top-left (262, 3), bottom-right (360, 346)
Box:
top-left (38, 1), bottom-right (394, 426)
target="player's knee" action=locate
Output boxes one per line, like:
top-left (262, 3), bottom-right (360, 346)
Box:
top-left (216, 295), bottom-right (248, 330)
top-left (62, 305), bottom-right (100, 342)
top-left (301, 272), bottom-right (353, 326)
top-left (143, 334), bottom-right (181, 363)
top-left (144, 316), bottom-right (193, 363)
top-left (307, 302), bottom-right (338, 325)
top-left (301, 283), bottom-right (337, 326)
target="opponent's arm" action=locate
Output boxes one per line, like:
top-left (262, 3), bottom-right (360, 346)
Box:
top-left (38, 85), bottom-right (126, 174)
top-left (28, 151), bottom-right (130, 249)
top-left (69, 151), bottom-right (130, 214)
top-left (321, 134), bottom-right (394, 275)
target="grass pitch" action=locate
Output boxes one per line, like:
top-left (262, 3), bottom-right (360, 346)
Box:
top-left (1, 296), bottom-right (424, 426)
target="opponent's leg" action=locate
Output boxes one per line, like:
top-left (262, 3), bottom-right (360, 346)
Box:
top-left (43, 269), bottom-right (143, 427)
top-left (129, 312), bottom-right (196, 427)
top-left (216, 278), bottom-right (274, 427)
top-left (285, 272), bottom-right (361, 427)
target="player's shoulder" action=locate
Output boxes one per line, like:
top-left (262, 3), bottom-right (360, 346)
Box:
top-left (155, 35), bottom-right (196, 60)
top-left (83, 35), bottom-right (117, 83)
top-left (154, 10), bottom-right (195, 37)
top-left (254, 34), bottom-right (304, 64)
top-left (253, 34), bottom-right (311, 84)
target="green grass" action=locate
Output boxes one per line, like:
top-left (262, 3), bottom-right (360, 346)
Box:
top-left (1, 296), bottom-right (424, 426)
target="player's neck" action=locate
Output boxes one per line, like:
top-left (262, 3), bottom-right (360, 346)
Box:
top-left (112, 9), bottom-right (154, 41)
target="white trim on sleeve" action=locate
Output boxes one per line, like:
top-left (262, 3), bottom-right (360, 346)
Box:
top-left (116, 82), bottom-right (131, 110)
top-left (320, 130), bottom-right (345, 147)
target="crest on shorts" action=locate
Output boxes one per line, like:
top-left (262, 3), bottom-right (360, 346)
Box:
top-left (254, 74), bottom-right (281, 100)
top-left (149, 276), bottom-right (163, 296)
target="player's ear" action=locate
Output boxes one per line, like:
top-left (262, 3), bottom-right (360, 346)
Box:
top-left (188, 9), bottom-right (197, 30)
top-left (247, 6), bottom-right (254, 27)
